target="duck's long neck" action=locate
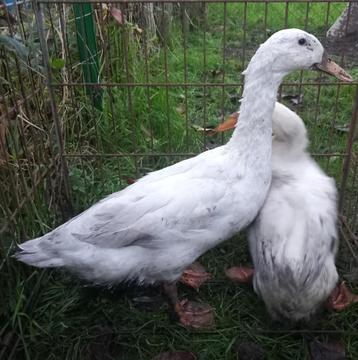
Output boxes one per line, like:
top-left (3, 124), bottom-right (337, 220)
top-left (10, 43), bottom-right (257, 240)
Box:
top-left (227, 51), bottom-right (285, 155)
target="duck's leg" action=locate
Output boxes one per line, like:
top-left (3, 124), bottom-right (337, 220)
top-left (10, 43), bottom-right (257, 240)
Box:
top-left (163, 282), bottom-right (215, 330)
top-left (179, 262), bottom-right (212, 290)
top-left (225, 266), bottom-right (254, 284)
top-left (326, 281), bottom-right (358, 311)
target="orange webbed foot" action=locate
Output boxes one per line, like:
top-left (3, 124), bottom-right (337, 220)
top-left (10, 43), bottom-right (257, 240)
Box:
top-left (175, 299), bottom-right (215, 330)
top-left (225, 266), bottom-right (254, 284)
top-left (180, 262), bottom-right (212, 291)
top-left (327, 281), bottom-right (358, 311)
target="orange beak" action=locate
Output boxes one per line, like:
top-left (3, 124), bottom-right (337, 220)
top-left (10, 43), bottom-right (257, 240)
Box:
top-left (313, 51), bottom-right (353, 82)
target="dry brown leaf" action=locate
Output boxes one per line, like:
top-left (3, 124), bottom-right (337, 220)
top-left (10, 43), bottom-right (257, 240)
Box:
top-left (204, 112), bottom-right (238, 135)
top-left (192, 112), bottom-right (238, 135)
top-left (125, 178), bottom-right (136, 185)
top-left (110, 7), bottom-right (124, 25)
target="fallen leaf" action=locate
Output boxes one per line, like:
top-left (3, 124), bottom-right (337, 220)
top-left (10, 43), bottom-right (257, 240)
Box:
top-left (110, 7), bottom-right (124, 25)
top-left (125, 178), bottom-right (136, 185)
top-left (234, 341), bottom-right (266, 360)
top-left (211, 113), bottom-right (238, 134)
top-left (151, 351), bottom-right (197, 360)
top-left (192, 112), bottom-right (238, 135)
top-left (309, 338), bottom-right (346, 360)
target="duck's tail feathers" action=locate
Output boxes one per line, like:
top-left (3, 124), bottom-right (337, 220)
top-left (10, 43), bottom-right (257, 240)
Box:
top-left (14, 237), bottom-right (66, 268)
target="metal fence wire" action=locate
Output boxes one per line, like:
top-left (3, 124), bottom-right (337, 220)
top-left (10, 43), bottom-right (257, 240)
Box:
top-left (1, 0), bottom-right (358, 357)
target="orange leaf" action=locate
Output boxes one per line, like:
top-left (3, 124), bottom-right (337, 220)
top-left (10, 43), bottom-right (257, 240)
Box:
top-left (207, 112), bottom-right (239, 135)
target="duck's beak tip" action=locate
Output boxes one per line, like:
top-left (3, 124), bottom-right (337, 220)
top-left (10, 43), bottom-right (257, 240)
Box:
top-left (313, 51), bottom-right (353, 82)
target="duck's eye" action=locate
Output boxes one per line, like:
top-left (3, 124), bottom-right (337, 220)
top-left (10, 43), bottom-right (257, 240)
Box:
top-left (298, 38), bottom-right (307, 46)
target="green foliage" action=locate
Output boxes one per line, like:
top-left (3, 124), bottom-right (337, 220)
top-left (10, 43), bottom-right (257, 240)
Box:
top-left (50, 57), bottom-right (65, 70)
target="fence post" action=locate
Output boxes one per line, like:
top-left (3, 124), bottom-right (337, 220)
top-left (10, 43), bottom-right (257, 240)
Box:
top-left (33, 0), bottom-right (73, 218)
top-left (73, 3), bottom-right (102, 110)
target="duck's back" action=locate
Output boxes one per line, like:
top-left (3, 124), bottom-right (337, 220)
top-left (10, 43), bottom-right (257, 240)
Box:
top-left (17, 144), bottom-right (269, 285)
top-left (249, 154), bottom-right (339, 321)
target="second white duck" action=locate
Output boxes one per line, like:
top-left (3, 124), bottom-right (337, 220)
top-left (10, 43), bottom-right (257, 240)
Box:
top-left (250, 103), bottom-right (339, 321)
top-left (225, 103), bottom-right (357, 321)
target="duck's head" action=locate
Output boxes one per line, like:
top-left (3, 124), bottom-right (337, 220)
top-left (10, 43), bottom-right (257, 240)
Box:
top-left (249, 28), bottom-right (352, 82)
top-left (271, 102), bottom-right (308, 155)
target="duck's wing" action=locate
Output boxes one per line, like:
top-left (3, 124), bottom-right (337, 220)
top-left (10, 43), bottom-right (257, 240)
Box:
top-left (20, 146), bottom-right (235, 251)
top-left (251, 167), bottom-right (338, 281)
top-left (67, 176), bottom-right (228, 248)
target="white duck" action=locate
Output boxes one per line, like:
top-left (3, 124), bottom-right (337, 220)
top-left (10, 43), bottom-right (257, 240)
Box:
top-left (15, 29), bottom-right (349, 328)
top-left (224, 103), bottom-right (357, 321)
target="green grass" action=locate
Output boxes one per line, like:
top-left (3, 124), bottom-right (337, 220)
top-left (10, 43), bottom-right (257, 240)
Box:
top-left (2, 1), bottom-right (358, 359)
top-left (3, 238), bottom-right (358, 359)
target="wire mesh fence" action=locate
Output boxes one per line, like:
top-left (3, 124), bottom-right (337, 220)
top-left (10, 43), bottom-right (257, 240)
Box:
top-left (1, 0), bottom-right (358, 358)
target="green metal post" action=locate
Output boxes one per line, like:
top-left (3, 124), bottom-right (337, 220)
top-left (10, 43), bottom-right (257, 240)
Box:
top-left (73, 3), bottom-right (102, 110)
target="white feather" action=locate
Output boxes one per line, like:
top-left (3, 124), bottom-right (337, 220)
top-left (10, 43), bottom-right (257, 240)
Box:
top-left (249, 102), bottom-right (339, 321)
